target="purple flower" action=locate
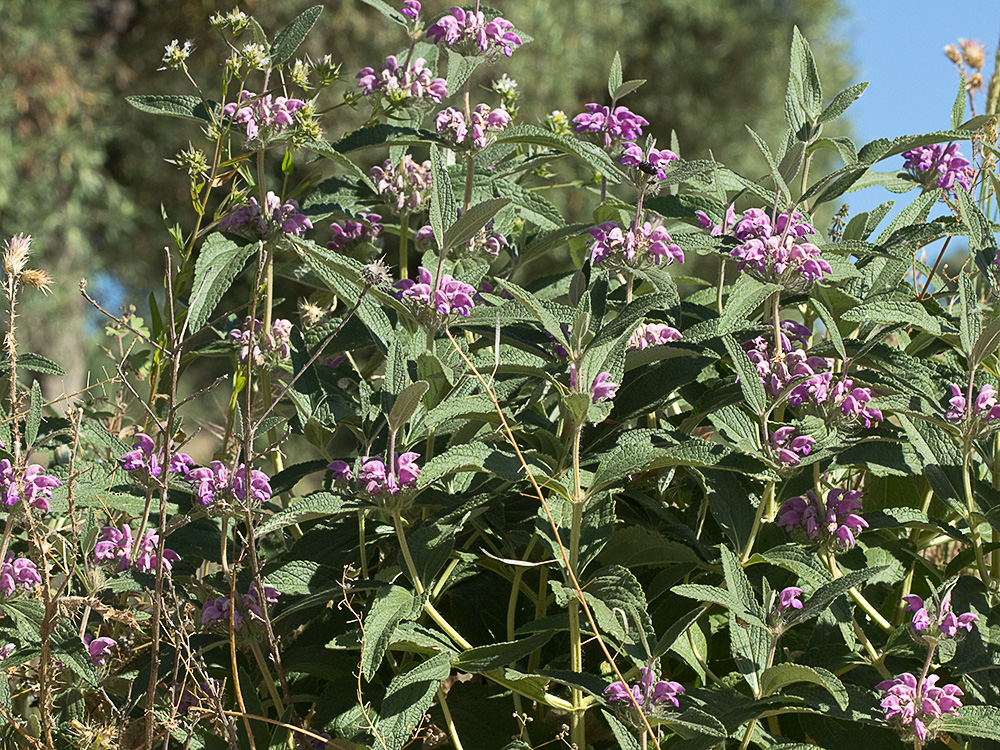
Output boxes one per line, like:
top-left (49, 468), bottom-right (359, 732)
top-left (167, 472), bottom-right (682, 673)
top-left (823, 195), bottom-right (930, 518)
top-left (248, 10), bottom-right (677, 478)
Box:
top-left (223, 91), bottom-right (305, 142)
top-left (371, 155), bottom-right (432, 212)
top-left (587, 218), bottom-right (683, 269)
top-left (776, 488), bottom-right (868, 550)
top-left (0, 459), bottom-right (62, 513)
top-left (83, 633), bottom-right (117, 666)
top-left (627, 323), bottom-right (682, 350)
top-left (944, 382), bottom-right (1000, 423)
top-left (202, 583), bottom-right (280, 632)
top-left (328, 460), bottom-right (352, 483)
top-left (770, 427), bottom-right (816, 467)
top-left (94, 524), bottom-right (179, 573)
top-left (395, 267), bottom-right (476, 319)
top-left (903, 143), bottom-right (972, 194)
top-left (0, 556), bottom-right (41, 596)
top-left (358, 452), bottom-right (421, 497)
top-left (0, 643), bottom-right (14, 660)
top-left (228, 316), bottom-right (293, 365)
top-left (219, 192), bottom-right (312, 238)
top-left (186, 462), bottom-right (270, 506)
top-left (328, 213), bottom-right (383, 253)
top-left (356, 56), bottom-right (446, 104)
top-left (573, 104), bottom-right (649, 149)
top-left (427, 7), bottom-right (522, 58)
top-left (619, 143), bottom-right (679, 180)
top-left (604, 667), bottom-right (684, 712)
top-left (118, 433), bottom-right (193, 480)
top-left (877, 672), bottom-right (963, 742)
top-left (401, 1), bottom-right (420, 19)
top-left (590, 372), bottom-right (619, 403)
top-left (778, 586), bottom-right (804, 612)
top-left (435, 104), bottom-right (511, 148)
top-left (903, 589), bottom-right (978, 641)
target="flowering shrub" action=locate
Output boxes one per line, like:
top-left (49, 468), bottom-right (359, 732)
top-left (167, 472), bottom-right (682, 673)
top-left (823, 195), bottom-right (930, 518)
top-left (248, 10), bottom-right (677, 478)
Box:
top-left (4, 6), bottom-right (1000, 750)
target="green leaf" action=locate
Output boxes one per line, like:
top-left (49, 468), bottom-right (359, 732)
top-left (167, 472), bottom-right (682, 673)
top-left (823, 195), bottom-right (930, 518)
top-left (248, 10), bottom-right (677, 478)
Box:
top-left (332, 124), bottom-right (442, 154)
top-left (811, 293), bottom-right (847, 360)
top-left (672, 583), bottom-right (738, 612)
top-left (938, 705), bottom-right (1000, 741)
top-left (972, 314), bottom-right (1000, 370)
top-left (185, 233), bottom-right (256, 334)
top-left (362, 585), bottom-right (417, 681)
top-left (453, 632), bottom-right (553, 672)
top-left (581, 565), bottom-right (657, 667)
top-left (817, 81), bottom-right (868, 125)
top-left (498, 279), bottom-right (572, 352)
top-left (952, 73), bottom-right (967, 131)
top-left (445, 49), bottom-right (485, 97)
top-left (1, 352), bottom-right (66, 376)
top-left (270, 6), bottom-right (322, 65)
top-left (417, 443), bottom-right (542, 486)
top-left (959, 272), bottom-right (981, 360)
top-left (602, 710), bottom-right (641, 750)
top-left (761, 663), bottom-right (848, 709)
top-left (489, 125), bottom-right (620, 177)
top-left (720, 544), bottom-right (764, 621)
top-left (441, 197), bottom-right (510, 252)
top-left (429, 145), bottom-right (457, 249)
top-left (377, 651), bottom-right (452, 750)
top-left (24, 380), bottom-right (41, 447)
top-left (660, 707), bottom-right (728, 740)
top-left (790, 567), bottom-right (885, 625)
top-left (303, 139), bottom-right (377, 191)
top-left (840, 298), bottom-right (941, 335)
top-left (956, 185), bottom-right (1000, 265)
top-left (723, 334), bottom-right (767, 415)
top-left (126, 94), bottom-right (220, 124)
top-left (358, 0), bottom-right (407, 24)
top-left (607, 51), bottom-right (623, 98)
top-left (611, 79), bottom-right (646, 101)
top-left (788, 26), bottom-right (823, 121)
top-left (257, 492), bottom-right (348, 535)
top-left (746, 126), bottom-right (790, 203)
top-left (388, 380), bottom-right (429, 435)
top-left (719, 275), bottom-right (781, 336)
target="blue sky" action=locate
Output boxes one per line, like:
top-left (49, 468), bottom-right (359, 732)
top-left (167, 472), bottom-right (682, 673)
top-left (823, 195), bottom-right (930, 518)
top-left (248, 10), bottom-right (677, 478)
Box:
top-left (837, 0), bottom-right (1000, 220)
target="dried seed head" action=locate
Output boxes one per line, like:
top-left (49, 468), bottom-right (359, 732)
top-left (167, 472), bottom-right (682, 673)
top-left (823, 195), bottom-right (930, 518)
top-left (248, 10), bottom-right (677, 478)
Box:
top-left (944, 44), bottom-right (962, 65)
top-left (3, 234), bottom-right (32, 277)
top-left (362, 257), bottom-right (393, 288)
top-left (960, 38), bottom-right (986, 70)
top-left (21, 268), bottom-right (54, 295)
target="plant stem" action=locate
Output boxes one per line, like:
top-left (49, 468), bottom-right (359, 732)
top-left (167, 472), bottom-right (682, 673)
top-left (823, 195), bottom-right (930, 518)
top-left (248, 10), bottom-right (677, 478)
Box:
top-left (826, 552), bottom-right (893, 632)
top-left (399, 211), bottom-right (410, 280)
top-left (961, 438), bottom-right (992, 587)
top-left (568, 496), bottom-right (586, 750)
top-left (437, 686), bottom-right (465, 750)
top-left (741, 482), bottom-right (773, 562)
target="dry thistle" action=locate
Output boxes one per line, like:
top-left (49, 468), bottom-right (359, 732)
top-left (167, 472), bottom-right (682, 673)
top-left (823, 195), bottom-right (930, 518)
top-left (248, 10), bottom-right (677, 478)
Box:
top-left (21, 269), bottom-right (54, 296)
top-left (3, 233), bottom-right (31, 277)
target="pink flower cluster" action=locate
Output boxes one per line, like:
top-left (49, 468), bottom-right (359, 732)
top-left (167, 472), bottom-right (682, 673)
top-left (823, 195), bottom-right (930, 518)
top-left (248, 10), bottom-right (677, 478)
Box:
top-left (229, 316), bottom-right (293, 365)
top-left (119, 433), bottom-right (194, 479)
top-left (395, 266), bottom-right (476, 318)
top-left (219, 191), bottom-right (312, 238)
top-left (94, 524), bottom-right (180, 572)
top-left (776, 586), bottom-right (804, 613)
top-left (356, 56), bottom-right (446, 103)
top-left (570, 366), bottom-right (619, 403)
top-left (877, 672), bottom-right (963, 742)
top-left (328, 213), bottom-right (384, 253)
top-left (426, 7), bottom-right (522, 58)
top-left (619, 143), bottom-right (679, 180)
top-left (327, 453), bottom-right (421, 498)
top-left (202, 582), bottom-right (280, 632)
top-left (223, 91), bottom-right (305, 142)
top-left (0, 556), bottom-right (41, 595)
top-left (903, 143), bottom-right (972, 193)
top-left (604, 667), bottom-right (684, 710)
top-left (745, 341), bottom-right (882, 428)
top-left (0, 459), bottom-right (62, 513)
top-left (903, 589), bottom-right (978, 641)
top-left (435, 104), bottom-right (511, 148)
top-left (776, 488), bottom-right (867, 550)
top-left (944, 383), bottom-right (1000, 422)
top-left (186, 462), bottom-right (272, 506)
top-left (573, 104), bottom-right (648, 149)
top-left (769, 426), bottom-right (816, 467)
top-left (371, 155), bottom-right (432, 212)
top-left (627, 323), bottom-right (682, 351)
top-left (587, 218), bottom-right (684, 268)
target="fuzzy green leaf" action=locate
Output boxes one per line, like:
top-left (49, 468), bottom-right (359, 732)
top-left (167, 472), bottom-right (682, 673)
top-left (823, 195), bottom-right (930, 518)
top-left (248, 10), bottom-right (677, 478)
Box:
top-left (607, 51), bottom-right (623, 98)
top-left (388, 380), bottom-right (429, 436)
top-left (270, 6), bottom-right (322, 65)
top-left (186, 233), bottom-right (256, 334)
top-left (126, 94), bottom-right (220, 124)
top-left (442, 197), bottom-right (510, 252)
top-left (362, 585), bottom-right (418, 681)
top-left (761, 663), bottom-right (847, 709)
top-left (25, 380), bottom-right (42, 447)
top-left (377, 652), bottom-right (452, 750)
